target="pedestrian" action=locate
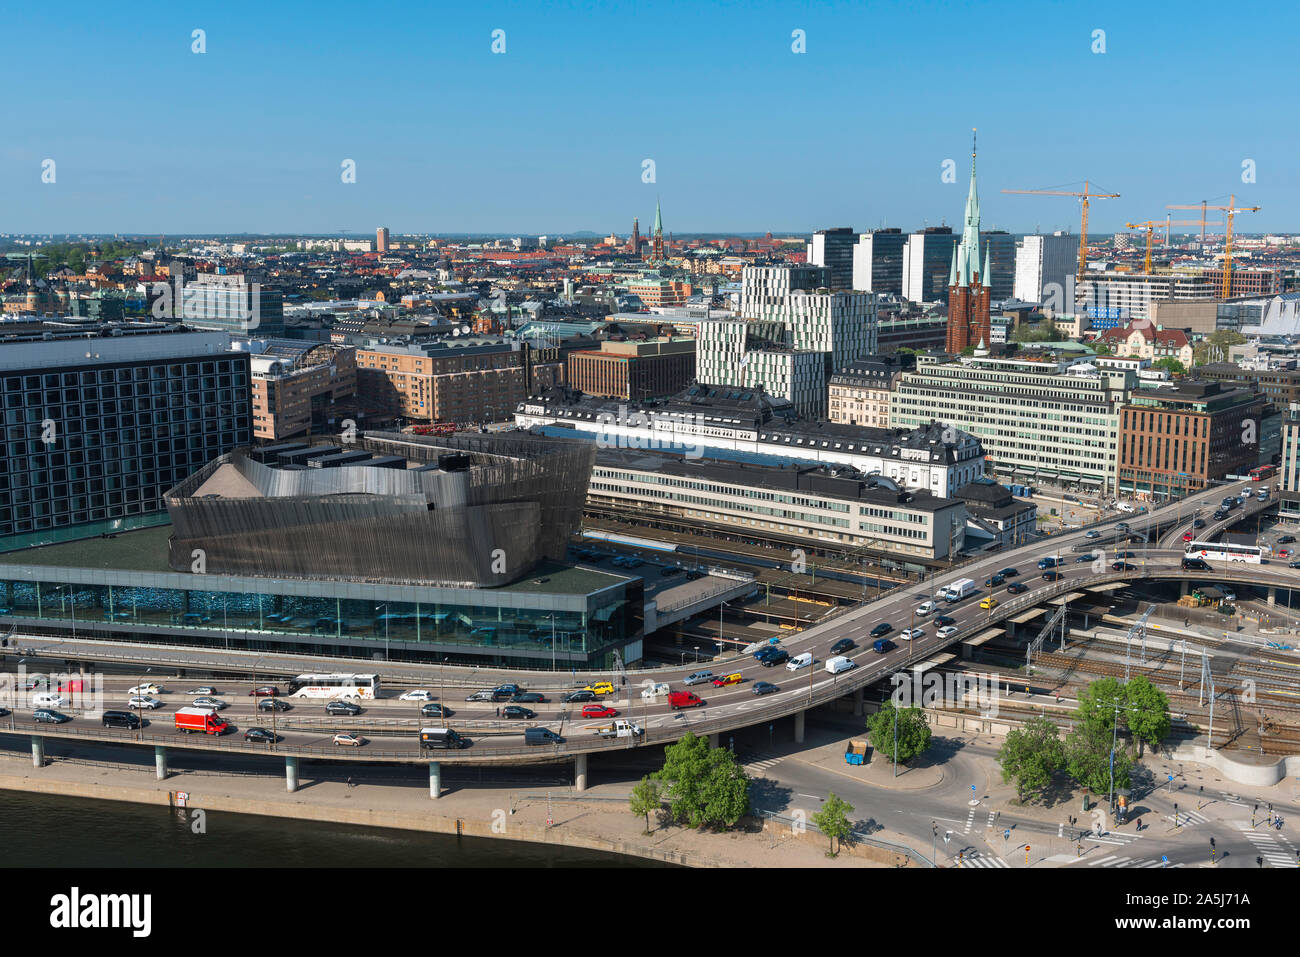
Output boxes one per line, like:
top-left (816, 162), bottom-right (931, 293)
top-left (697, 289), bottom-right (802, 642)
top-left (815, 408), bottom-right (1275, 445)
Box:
top-left (495, 706), bottom-right (500, 718)
top-left (347, 776), bottom-right (353, 789)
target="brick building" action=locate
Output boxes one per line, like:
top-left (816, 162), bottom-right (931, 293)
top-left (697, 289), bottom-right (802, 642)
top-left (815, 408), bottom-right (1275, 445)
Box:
top-left (566, 337), bottom-right (695, 400)
top-left (356, 339), bottom-right (526, 425)
top-left (249, 342), bottom-right (357, 441)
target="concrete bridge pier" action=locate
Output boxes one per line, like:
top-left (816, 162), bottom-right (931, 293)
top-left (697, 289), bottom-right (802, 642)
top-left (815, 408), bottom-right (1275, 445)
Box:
top-left (574, 753), bottom-right (588, 792)
top-left (853, 687), bottom-right (865, 717)
top-left (428, 761), bottom-right (441, 799)
top-left (154, 746), bottom-right (168, 780)
top-left (1267, 587), bottom-right (1276, 606)
top-left (794, 710), bottom-right (806, 745)
top-left (286, 756), bottom-right (299, 793)
top-left (31, 735), bottom-right (44, 768)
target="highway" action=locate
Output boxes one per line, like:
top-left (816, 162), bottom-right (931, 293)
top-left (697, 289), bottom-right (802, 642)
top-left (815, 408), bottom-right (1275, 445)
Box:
top-left (2, 476), bottom-right (1293, 764)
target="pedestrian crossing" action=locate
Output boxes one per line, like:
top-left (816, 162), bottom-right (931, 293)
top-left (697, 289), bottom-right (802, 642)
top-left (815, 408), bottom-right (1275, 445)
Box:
top-left (986, 810), bottom-right (997, 829)
top-left (958, 851), bottom-right (1008, 868)
top-left (963, 807), bottom-right (976, 834)
top-left (1084, 831), bottom-right (1142, 846)
top-left (741, 751), bottom-right (784, 776)
top-left (1085, 855), bottom-right (1181, 868)
top-left (1235, 821), bottom-right (1300, 868)
top-left (1164, 808), bottom-right (1211, 830)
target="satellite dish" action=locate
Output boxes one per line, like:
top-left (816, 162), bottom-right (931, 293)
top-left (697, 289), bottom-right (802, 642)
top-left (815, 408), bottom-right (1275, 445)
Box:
top-left (460, 324), bottom-right (470, 335)
top-left (451, 328), bottom-right (461, 337)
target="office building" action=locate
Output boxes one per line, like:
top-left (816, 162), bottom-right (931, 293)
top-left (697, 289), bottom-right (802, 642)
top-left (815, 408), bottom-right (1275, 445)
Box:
top-left (356, 338), bottom-right (526, 424)
top-left (179, 273), bottom-right (285, 336)
top-left (807, 227), bottom-right (856, 289)
top-left (0, 325), bottom-right (250, 550)
top-left (1014, 232), bottom-right (1076, 303)
top-left (902, 227), bottom-right (958, 304)
top-left (566, 337), bottom-right (696, 401)
top-left (828, 356), bottom-right (906, 428)
top-left (376, 226), bottom-right (390, 253)
top-left (247, 341), bottom-right (357, 441)
top-left (980, 230), bottom-right (1017, 303)
top-left (852, 229), bottom-right (907, 295)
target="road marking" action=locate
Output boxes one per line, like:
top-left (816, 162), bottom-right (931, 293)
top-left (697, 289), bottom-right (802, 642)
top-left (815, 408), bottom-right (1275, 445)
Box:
top-left (1088, 855), bottom-right (1121, 866)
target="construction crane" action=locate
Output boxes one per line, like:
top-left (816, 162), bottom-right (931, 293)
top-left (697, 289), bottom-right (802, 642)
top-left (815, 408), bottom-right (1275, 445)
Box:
top-left (1002, 181), bottom-right (1120, 283)
top-left (1166, 195), bottom-right (1260, 297)
top-left (1124, 219), bottom-right (1222, 274)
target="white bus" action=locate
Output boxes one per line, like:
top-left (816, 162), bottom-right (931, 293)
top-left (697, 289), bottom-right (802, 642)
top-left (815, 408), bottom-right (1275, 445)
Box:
top-left (1183, 542), bottom-right (1263, 565)
top-left (287, 673), bottom-right (380, 699)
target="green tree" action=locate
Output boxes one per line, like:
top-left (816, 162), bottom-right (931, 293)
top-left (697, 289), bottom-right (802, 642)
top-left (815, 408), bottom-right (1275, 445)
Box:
top-left (998, 716), bottom-right (1065, 802)
top-left (654, 732), bottom-right (750, 830)
top-left (1193, 330), bottom-right (1246, 366)
top-left (1123, 675), bottom-right (1171, 756)
top-left (866, 701), bottom-right (932, 765)
top-left (1065, 721), bottom-right (1133, 796)
top-left (1152, 356), bottom-right (1186, 376)
top-left (1076, 677), bottom-right (1125, 733)
top-left (959, 345), bottom-right (976, 356)
top-left (810, 792), bottom-right (855, 857)
top-left (1091, 341), bottom-right (1112, 355)
top-left (628, 775), bottom-right (663, 834)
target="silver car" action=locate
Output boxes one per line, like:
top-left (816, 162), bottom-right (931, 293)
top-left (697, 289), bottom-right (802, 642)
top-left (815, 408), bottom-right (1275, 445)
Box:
top-left (192, 696), bottom-right (227, 710)
top-left (683, 671), bottom-right (714, 686)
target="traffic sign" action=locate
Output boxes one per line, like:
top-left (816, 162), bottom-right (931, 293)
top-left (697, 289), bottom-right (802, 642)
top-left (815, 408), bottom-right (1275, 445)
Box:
top-left (1004, 829), bottom-right (1010, 841)
top-left (1161, 855), bottom-right (1169, 867)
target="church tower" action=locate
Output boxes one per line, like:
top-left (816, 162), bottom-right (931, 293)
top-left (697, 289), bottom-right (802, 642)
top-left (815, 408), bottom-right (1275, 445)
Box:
top-left (945, 130), bottom-right (992, 354)
top-left (651, 198), bottom-right (665, 261)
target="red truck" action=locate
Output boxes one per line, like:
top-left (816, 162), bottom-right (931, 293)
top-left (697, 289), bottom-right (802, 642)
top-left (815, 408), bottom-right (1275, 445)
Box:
top-left (174, 707), bottom-right (229, 735)
top-left (668, 691), bottom-right (703, 710)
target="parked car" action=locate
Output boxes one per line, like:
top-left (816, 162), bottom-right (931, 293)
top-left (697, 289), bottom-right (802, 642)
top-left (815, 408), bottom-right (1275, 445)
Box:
top-left (33, 709), bottom-right (70, 724)
top-left (399, 690), bottom-right (434, 702)
top-left (127, 695), bottom-right (162, 710)
top-left (186, 686), bottom-right (219, 696)
top-left (581, 704), bottom-right (618, 719)
top-left (870, 623), bottom-right (893, 638)
top-left (243, 727), bottom-right (277, 743)
top-left (325, 700), bottom-right (362, 716)
top-left (752, 682), bottom-right (778, 696)
top-left (683, 671), bottom-right (715, 686)
top-left (563, 689), bottom-right (596, 703)
top-left (830, 638), bottom-right (856, 655)
top-left (258, 698), bottom-right (291, 712)
top-left (192, 696), bottom-right (227, 710)
top-left (333, 733), bottom-right (367, 747)
top-left (248, 686), bottom-right (280, 697)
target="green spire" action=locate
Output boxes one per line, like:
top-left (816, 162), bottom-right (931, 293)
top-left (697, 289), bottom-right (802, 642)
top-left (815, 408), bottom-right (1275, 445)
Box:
top-left (654, 197), bottom-right (663, 234)
top-left (982, 246), bottom-right (991, 287)
top-left (948, 242), bottom-right (958, 287)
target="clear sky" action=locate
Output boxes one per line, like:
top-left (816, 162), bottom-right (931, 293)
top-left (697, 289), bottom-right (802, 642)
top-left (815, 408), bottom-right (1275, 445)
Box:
top-left (1, 0), bottom-right (1294, 236)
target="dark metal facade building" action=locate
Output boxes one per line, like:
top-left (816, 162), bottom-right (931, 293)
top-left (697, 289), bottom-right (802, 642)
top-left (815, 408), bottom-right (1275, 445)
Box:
top-left (165, 431), bottom-right (594, 587)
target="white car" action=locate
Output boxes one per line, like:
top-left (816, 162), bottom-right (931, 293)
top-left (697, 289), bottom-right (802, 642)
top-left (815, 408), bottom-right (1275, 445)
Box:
top-left (1219, 587), bottom-right (1237, 602)
top-left (187, 686), bottom-right (218, 695)
top-left (333, 733), bottom-right (367, 747)
top-left (128, 695), bottom-right (163, 710)
top-left (936, 626), bottom-right (958, 639)
top-left (128, 683), bottom-right (162, 696)
top-left (900, 628), bottom-right (925, 641)
top-left (399, 690), bottom-right (434, 702)
top-left (641, 682), bottom-right (669, 700)
top-left (917, 601), bottom-right (937, 616)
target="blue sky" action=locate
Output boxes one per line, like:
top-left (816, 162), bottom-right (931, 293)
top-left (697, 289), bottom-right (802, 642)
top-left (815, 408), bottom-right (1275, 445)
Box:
top-left (1, 0), bottom-right (1294, 235)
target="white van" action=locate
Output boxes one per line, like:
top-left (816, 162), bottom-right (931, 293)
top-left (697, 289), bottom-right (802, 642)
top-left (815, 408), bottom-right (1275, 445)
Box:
top-left (640, 682), bottom-right (670, 700)
top-left (1115, 502), bottom-right (1136, 514)
top-left (786, 652), bottom-right (814, 671)
top-left (824, 655), bottom-right (857, 675)
top-left (32, 692), bottom-right (65, 708)
top-left (917, 600), bottom-right (937, 616)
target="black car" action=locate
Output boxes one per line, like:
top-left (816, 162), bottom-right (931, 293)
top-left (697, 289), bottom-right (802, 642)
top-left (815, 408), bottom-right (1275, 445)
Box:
top-left (511, 692), bottom-right (547, 703)
top-left (1007, 582), bottom-right (1028, 594)
top-left (244, 727), bottom-right (277, 743)
top-left (502, 705), bottom-right (535, 720)
top-left (1111, 562), bottom-right (1135, 571)
top-left (421, 702), bottom-right (452, 718)
top-left (985, 573), bottom-right (1005, 587)
top-left (1074, 553), bottom-right (1095, 563)
top-left (1213, 510), bottom-right (1227, 520)
top-left (1193, 519), bottom-right (1207, 529)
top-left (870, 622), bottom-right (893, 638)
top-left (1041, 571), bottom-right (1062, 582)
top-left (933, 615), bottom-right (955, 627)
top-left (101, 709), bottom-right (141, 729)
top-left (563, 690), bottom-right (596, 703)
top-left (999, 567), bottom-right (1020, 578)
top-left (761, 649), bottom-right (790, 667)
top-left (754, 646), bottom-right (782, 662)
top-left (258, 698), bottom-right (291, 712)
top-left (660, 566), bottom-right (684, 577)
top-left (1115, 551), bottom-right (1135, 559)
top-left (1115, 522), bottom-right (1130, 532)
top-left (1280, 535), bottom-right (1297, 545)
top-left (1183, 557), bottom-right (1211, 571)
top-left (491, 684), bottom-right (521, 701)
top-left (325, 700), bottom-right (362, 716)
top-left (752, 682), bottom-right (778, 696)
top-left (0, 706), bottom-right (10, 718)
top-left (830, 638), bottom-right (856, 655)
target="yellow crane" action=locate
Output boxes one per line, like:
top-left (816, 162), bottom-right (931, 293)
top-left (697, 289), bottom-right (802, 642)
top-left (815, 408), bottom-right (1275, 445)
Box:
top-left (1166, 195), bottom-right (1260, 297)
top-left (1002, 181), bottom-right (1120, 283)
top-left (1124, 219), bottom-right (1222, 274)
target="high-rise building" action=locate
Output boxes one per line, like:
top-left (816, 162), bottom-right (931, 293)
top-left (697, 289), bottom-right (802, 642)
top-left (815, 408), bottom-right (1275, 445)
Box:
top-left (901, 227), bottom-right (958, 304)
top-left (980, 230), bottom-right (1016, 302)
top-left (0, 325), bottom-right (251, 548)
top-left (248, 341), bottom-right (357, 441)
top-left (945, 140), bottom-right (991, 354)
top-left (376, 226), bottom-right (390, 253)
top-left (852, 229), bottom-right (906, 294)
top-left (1014, 231), bottom-right (1076, 303)
top-left (807, 227), bottom-right (856, 289)
top-left (178, 273), bottom-right (284, 336)
top-left (629, 217), bottom-right (641, 256)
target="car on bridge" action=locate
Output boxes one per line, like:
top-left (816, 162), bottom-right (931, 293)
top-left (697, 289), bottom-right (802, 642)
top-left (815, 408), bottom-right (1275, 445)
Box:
top-left (900, 627), bottom-right (924, 640)
top-left (420, 702), bottom-right (452, 718)
top-left (585, 682), bottom-right (616, 696)
top-left (193, 696), bottom-right (228, 710)
top-left (186, 686), bottom-right (219, 696)
top-left (979, 597), bottom-right (998, 610)
top-left (1074, 553), bottom-right (1094, 563)
top-left (1007, 582), bottom-right (1028, 594)
top-left (1115, 522), bottom-right (1130, 532)
top-left (33, 709), bottom-right (70, 724)
top-left (1279, 535), bottom-right (1296, 545)
top-left (870, 623), bottom-right (893, 638)
top-left (399, 690), bottom-right (435, 702)
top-left (333, 733), bottom-right (367, 747)
top-left (933, 615), bottom-right (955, 627)
top-left (465, 690), bottom-right (495, 702)
top-left (511, 692), bottom-right (548, 703)
top-left (1037, 557), bottom-right (1059, 569)
top-left (243, 727), bottom-right (277, 743)
top-left (761, 649), bottom-right (790, 667)
top-left (582, 704), bottom-right (618, 719)
top-left (128, 695), bottom-right (163, 710)
top-left (873, 638), bottom-right (895, 654)
top-left (1279, 548), bottom-right (1292, 559)
top-left (712, 673), bottom-right (743, 687)
top-left (936, 625), bottom-right (958, 639)
top-left (1086, 530), bottom-right (1101, 539)
top-left (128, 683), bottom-right (162, 696)
top-left (563, 689), bottom-right (596, 703)
top-left (502, 706), bottom-right (536, 720)
top-left (1111, 562), bottom-right (1135, 571)
top-left (258, 698), bottom-right (291, 712)
top-left (1183, 532), bottom-right (1194, 542)
top-left (830, 638), bottom-right (856, 655)
top-left (683, 671), bottom-right (714, 686)
top-left (491, 684), bottom-right (521, 701)
top-left (669, 691), bottom-right (704, 709)
top-left (326, 700), bottom-right (361, 716)
top-left (754, 646), bottom-right (784, 662)
top-left (249, 686), bottom-right (280, 697)
top-left (1289, 560), bottom-right (1300, 570)
top-left (999, 567), bottom-right (1020, 577)
top-left (1041, 571), bottom-right (1062, 582)
top-left (984, 574), bottom-right (1005, 587)
top-left (787, 653), bottom-right (814, 671)
top-left (1182, 557), bottom-right (1211, 571)
top-left (917, 601), bottom-right (937, 615)
top-left (752, 682), bottom-right (779, 696)
top-left (1193, 519), bottom-right (1207, 529)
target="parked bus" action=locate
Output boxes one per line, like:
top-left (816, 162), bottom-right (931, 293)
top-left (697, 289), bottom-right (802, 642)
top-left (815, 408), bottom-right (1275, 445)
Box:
top-left (1250, 465), bottom-right (1276, 482)
top-left (1183, 541), bottom-right (1263, 565)
top-left (286, 673), bottom-right (380, 699)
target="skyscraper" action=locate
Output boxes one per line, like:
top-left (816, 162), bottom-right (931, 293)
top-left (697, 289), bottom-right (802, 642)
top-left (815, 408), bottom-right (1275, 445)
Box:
top-left (807, 227), bottom-right (856, 289)
top-left (1013, 231), bottom-right (1076, 303)
top-left (901, 227), bottom-right (958, 304)
top-left (945, 134), bottom-right (991, 354)
top-left (852, 228), bottom-right (906, 294)
top-left (376, 226), bottom-right (390, 253)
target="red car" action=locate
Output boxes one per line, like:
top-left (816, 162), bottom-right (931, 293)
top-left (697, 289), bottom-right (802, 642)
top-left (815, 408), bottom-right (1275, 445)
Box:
top-left (1279, 548), bottom-right (1292, 558)
top-left (581, 704), bottom-right (618, 719)
top-left (248, 686), bottom-right (280, 697)
top-left (1182, 532), bottom-right (1193, 542)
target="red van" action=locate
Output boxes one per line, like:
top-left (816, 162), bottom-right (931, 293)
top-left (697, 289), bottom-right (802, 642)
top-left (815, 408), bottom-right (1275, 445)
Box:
top-left (668, 691), bottom-right (703, 710)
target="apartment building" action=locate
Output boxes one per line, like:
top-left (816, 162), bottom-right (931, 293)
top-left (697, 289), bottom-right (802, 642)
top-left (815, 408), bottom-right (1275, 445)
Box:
top-left (356, 338), bottom-right (526, 424)
top-left (828, 357), bottom-right (905, 428)
top-left (248, 342), bottom-right (357, 441)
top-left (1095, 321), bottom-right (1195, 367)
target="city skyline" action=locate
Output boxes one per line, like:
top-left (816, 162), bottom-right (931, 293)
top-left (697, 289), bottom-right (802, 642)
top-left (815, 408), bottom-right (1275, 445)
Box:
top-left (1, 0), bottom-right (1294, 234)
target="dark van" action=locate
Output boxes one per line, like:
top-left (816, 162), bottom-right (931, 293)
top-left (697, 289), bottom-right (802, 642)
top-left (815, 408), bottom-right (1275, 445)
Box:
top-left (1181, 556), bottom-right (1211, 571)
top-left (525, 727), bottom-right (564, 746)
top-left (101, 710), bottom-right (142, 730)
top-left (420, 727), bottom-right (470, 750)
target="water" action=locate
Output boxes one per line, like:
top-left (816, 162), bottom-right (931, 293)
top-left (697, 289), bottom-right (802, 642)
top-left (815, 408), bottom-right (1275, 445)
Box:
top-left (0, 790), bottom-right (667, 867)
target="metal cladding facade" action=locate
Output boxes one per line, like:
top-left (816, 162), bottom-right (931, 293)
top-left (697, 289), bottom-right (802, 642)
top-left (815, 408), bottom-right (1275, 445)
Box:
top-left (164, 431), bottom-right (594, 587)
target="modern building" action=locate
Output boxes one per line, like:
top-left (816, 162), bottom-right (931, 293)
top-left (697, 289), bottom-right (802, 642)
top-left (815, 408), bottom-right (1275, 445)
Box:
top-left (566, 337), bottom-right (696, 401)
top-left (877, 314), bottom-right (949, 353)
top-left (1013, 232), bottom-right (1076, 304)
top-left (890, 351), bottom-right (1134, 492)
top-left (516, 384), bottom-right (986, 497)
top-left (980, 230), bottom-right (1017, 303)
top-left (1279, 403), bottom-right (1300, 523)
top-left (852, 229), bottom-right (907, 295)
top-left (828, 356), bottom-right (906, 428)
top-left (807, 227), bottom-right (857, 289)
top-left (178, 273), bottom-right (285, 336)
top-left (1199, 362), bottom-right (1300, 409)
top-left (356, 338), bottom-right (527, 424)
top-left (901, 227), bottom-right (958, 304)
top-left (625, 276), bottom-right (693, 307)
top-left (247, 340), bottom-right (357, 441)
top-left (1117, 380), bottom-right (1269, 500)
top-left (588, 448), bottom-right (967, 565)
top-left (0, 325), bottom-right (251, 550)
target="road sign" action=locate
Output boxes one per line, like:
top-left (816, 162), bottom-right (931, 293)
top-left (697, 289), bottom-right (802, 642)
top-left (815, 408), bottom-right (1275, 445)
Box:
top-left (1004, 829), bottom-right (1010, 841)
top-left (1161, 855), bottom-right (1169, 867)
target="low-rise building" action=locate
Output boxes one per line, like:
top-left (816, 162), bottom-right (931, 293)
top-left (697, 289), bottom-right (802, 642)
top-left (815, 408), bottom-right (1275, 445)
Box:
top-left (828, 356), bottom-right (906, 428)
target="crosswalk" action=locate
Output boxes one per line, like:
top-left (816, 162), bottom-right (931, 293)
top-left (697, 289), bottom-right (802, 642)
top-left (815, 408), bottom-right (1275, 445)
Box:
top-left (958, 851), bottom-right (1009, 868)
top-left (741, 751), bottom-right (784, 776)
top-left (1085, 854), bottom-right (1181, 868)
top-left (1164, 808), bottom-right (1211, 830)
top-left (963, 807), bottom-right (976, 834)
top-left (1084, 830), bottom-right (1142, 846)
top-left (1235, 821), bottom-right (1300, 868)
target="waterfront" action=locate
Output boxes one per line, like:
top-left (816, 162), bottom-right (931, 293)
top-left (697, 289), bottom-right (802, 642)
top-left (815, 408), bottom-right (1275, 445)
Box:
top-left (0, 791), bottom-right (666, 868)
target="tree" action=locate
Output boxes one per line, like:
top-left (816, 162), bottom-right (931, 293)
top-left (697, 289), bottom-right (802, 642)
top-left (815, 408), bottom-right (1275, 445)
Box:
top-left (628, 775), bottom-right (663, 834)
top-left (1076, 677), bottom-right (1125, 733)
top-left (1123, 675), bottom-right (1171, 756)
top-left (959, 345), bottom-right (976, 356)
top-left (1091, 341), bottom-right (1112, 356)
top-left (1193, 330), bottom-right (1246, 367)
top-left (811, 792), bottom-right (854, 857)
top-left (866, 701), bottom-right (932, 765)
top-left (1065, 721), bottom-right (1133, 796)
top-left (1152, 356), bottom-right (1186, 376)
top-left (654, 732), bottom-right (750, 830)
top-left (998, 717), bottom-right (1065, 802)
